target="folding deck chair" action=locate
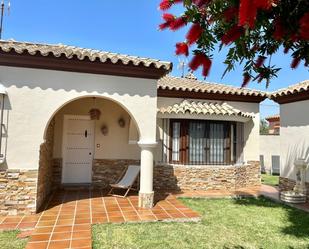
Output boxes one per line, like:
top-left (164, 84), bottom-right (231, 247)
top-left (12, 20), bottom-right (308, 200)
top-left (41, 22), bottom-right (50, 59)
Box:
top-left (108, 165), bottom-right (140, 198)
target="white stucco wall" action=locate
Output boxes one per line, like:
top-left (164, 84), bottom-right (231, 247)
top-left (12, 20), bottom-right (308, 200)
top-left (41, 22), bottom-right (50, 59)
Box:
top-left (156, 97), bottom-right (260, 162)
top-left (259, 135), bottom-right (280, 173)
top-left (53, 97), bottom-right (140, 160)
top-left (0, 66), bottom-right (158, 170)
top-left (280, 99), bottom-right (309, 181)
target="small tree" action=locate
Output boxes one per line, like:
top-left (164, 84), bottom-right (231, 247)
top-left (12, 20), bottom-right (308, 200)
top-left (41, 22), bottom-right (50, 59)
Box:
top-left (260, 119), bottom-right (269, 134)
top-left (158, 0), bottom-right (309, 87)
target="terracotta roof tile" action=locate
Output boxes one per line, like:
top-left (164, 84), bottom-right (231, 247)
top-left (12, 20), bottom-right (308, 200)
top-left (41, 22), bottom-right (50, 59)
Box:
top-left (265, 114), bottom-right (280, 120)
top-left (271, 80), bottom-right (309, 98)
top-left (158, 75), bottom-right (267, 97)
top-left (0, 40), bottom-right (172, 71)
top-left (158, 100), bottom-right (254, 118)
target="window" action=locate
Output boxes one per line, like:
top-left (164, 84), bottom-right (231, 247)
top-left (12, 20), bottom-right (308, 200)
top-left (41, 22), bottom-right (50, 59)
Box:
top-left (169, 119), bottom-right (237, 165)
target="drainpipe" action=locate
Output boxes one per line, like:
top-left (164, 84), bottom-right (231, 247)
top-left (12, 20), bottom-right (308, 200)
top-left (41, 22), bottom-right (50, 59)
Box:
top-left (0, 83), bottom-right (7, 164)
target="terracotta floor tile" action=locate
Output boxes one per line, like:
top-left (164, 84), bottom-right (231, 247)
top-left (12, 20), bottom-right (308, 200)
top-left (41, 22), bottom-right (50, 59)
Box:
top-left (17, 222), bottom-right (37, 229)
top-left (53, 225), bottom-right (72, 233)
top-left (50, 232), bottom-right (72, 241)
top-left (34, 226), bottom-right (54, 234)
top-left (29, 233), bottom-right (50, 242)
top-left (123, 215), bottom-right (140, 222)
top-left (40, 216), bottom-right (57, 221)
top-left (122, 210), bottom-right (137, 216)
top-left (3, 217), bottom-right (22, 223)
top-left (71, 238), bottom-right (92, 248)
top-left (139, 215), bottom-right (157, 221)
top-left (73, 224), bottom-right (91, 232)
top-left (108, 211), bottom-right (122, 217)
top-left (75, 218), bottom-right (91, 224)
top-left (109, 216), bottom-right (125, 223)
top-left (56, 219), bottom-right (74, 226)
top-left (21, 216), bottom-right (39, 223)
top-left (92, 217), bottom-right (108, 224)
top-left (37, 220), bottom-right (56, 227)
top-left (48, 240), bottom-right (70, 249)
top-left (91, 212), bottom-right (106, 217)
top-left (25, 242), bottom-right (48, 249)
top-left (72, 230), bottom-right (91, 239)
top-left (0, 223), bottom-right (18, 230)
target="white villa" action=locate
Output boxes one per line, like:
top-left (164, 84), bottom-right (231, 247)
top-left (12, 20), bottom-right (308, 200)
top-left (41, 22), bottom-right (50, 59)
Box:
top-left (0, 40), bottom-right (268, 215)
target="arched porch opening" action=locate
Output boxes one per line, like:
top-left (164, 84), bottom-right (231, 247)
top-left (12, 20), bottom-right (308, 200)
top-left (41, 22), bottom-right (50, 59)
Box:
top-left (37, 96), bottom-right (141, 212)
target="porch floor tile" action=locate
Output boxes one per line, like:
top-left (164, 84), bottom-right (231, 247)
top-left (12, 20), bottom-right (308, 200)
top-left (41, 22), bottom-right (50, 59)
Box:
top-left (2, 185), bottom-right (306, 249)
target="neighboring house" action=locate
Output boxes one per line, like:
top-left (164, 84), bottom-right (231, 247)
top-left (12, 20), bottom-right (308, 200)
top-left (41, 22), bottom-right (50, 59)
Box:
top-left (0, 40), bottom-right (267, 215)
top-left (271, 80), bottom-right (309, 199)
top-left (260, 114), bottom-right (281, 174)
top-left (265, 114), bottom-right (280, 134)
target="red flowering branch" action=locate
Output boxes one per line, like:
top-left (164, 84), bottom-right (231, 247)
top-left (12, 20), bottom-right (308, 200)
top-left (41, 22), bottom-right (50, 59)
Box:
top-left (158, 0), bottom-right (309, 87)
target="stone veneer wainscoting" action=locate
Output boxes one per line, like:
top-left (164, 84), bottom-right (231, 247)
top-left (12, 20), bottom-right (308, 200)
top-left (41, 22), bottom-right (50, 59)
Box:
top-left (279, 177), bottom-right (309, 200)
top-left (36, 119), bottom-right (55, 212)
top-left (92, 159), bottom-right (140, 188)
top-left (153, 161), bottom-right (261, 192)
top-left (0, 169), bottom-right (37, 215)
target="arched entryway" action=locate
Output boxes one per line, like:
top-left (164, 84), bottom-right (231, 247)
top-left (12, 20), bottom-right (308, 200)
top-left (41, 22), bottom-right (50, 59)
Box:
top-left (37, 96), bottom-right (142, 211)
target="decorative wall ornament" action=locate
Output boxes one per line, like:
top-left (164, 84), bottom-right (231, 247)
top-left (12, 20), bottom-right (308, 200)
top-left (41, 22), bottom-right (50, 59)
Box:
top-left (89, 97), bottom-right (101, 120)
top-left (118, 117), bottom-right (126, 128)
top-left (101, 125), bottom-right (108, 136)
top-left (89, 108), bottom-right (101, 120)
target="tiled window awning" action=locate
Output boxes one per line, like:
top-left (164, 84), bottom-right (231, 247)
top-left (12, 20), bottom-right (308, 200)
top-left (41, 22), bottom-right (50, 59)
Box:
top-left (158, 100), bottom-right (254, 118)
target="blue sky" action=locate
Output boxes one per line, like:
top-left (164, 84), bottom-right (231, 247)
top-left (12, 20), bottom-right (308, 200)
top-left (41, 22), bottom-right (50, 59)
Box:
top-left (2, 0), bottom-right (308, 118)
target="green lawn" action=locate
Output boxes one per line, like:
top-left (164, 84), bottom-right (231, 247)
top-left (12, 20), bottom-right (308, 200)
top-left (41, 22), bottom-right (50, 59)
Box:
top-left (93, 198), bottom-right (309, 249)
top-left (262, 173), bottom-right (279, 186)
top-left (0, 230), bottom-right (27, 249)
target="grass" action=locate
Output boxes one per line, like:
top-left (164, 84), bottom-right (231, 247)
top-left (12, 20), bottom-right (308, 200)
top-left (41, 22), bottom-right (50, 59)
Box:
top-left (93, 197), bottom-right (309, 249)
top-left (0, 230), bottom-right (27, 249)
top-left (262, 173), bottom-right (279, 186)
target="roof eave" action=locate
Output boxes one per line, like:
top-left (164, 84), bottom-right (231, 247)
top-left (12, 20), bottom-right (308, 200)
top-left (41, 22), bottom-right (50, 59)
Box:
top-left (0, 49), bottom-right (172, 80)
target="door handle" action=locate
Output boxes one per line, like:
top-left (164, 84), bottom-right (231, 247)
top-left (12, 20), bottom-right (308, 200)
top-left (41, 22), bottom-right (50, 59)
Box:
top-left (85, 130), bottom-right (88, 138)
top-left (89, 152), bottom-right (92, 155)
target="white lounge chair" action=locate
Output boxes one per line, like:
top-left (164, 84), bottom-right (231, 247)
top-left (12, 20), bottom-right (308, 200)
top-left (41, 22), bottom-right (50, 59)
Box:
top-left (108, 165), bottom-right (140, 198)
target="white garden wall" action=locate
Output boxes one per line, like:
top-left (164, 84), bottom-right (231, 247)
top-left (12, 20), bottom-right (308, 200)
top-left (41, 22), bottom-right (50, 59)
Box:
top-left (280, 99), bottom-right (309, 181)
top-left (259, 135), bottom-right (280, 174)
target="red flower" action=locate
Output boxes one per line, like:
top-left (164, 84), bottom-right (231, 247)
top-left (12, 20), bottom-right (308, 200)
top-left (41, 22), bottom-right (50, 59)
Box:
top-left (159, 13), bottom-right (175, 30)
top-left (223, 7), bottom-right (238, 22)
top-left (255, 56), bottom-right (266, 68)
top-left (221, 25), bottom-right (244, 45)
top-left (159, 0), bottom-right (172, 10)
top-left (170, 16), bottom-right (187, 31)
top-left (239, 0), bottom-right (257, 28)
top-left (186, 23), bottom-right (203, 45)
top-left (254, 0), bottom-right (272, 10)
top-left (175, 42), bottom-right (189, 56)
top-left (299, 12), bottom-right (309, 40)
top-left (193, 0), bottom-right (209, 7)
top-left (291, 57), bottom-right (301, 69)
top-left (162, 13), bottom-right (175, 22)
top-left (189, 53), bottom-right (212, 77)
top-left (159, 0), bottom-right (183, 11)
top-left (273, 18), bottom-right (285, 40)
top-left (242, 73), bottom-right (251, 87)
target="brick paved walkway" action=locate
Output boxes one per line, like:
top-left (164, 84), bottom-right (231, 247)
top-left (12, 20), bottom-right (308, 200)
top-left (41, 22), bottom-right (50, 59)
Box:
top-left (0, 185), bottom-right (308, 249)
top-left (23, 189), bottom-right (199, 249)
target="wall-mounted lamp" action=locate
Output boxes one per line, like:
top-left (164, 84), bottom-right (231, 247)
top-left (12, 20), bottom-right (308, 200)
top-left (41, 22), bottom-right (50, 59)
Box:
top-left (101, 125), bottom-right (108, 136)
top-left (118, 117), bottom-right (126, 128)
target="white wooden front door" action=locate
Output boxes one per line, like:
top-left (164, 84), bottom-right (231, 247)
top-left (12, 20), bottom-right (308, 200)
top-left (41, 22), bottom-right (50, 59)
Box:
top-left (62, 115), bottom-right (94, 184)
